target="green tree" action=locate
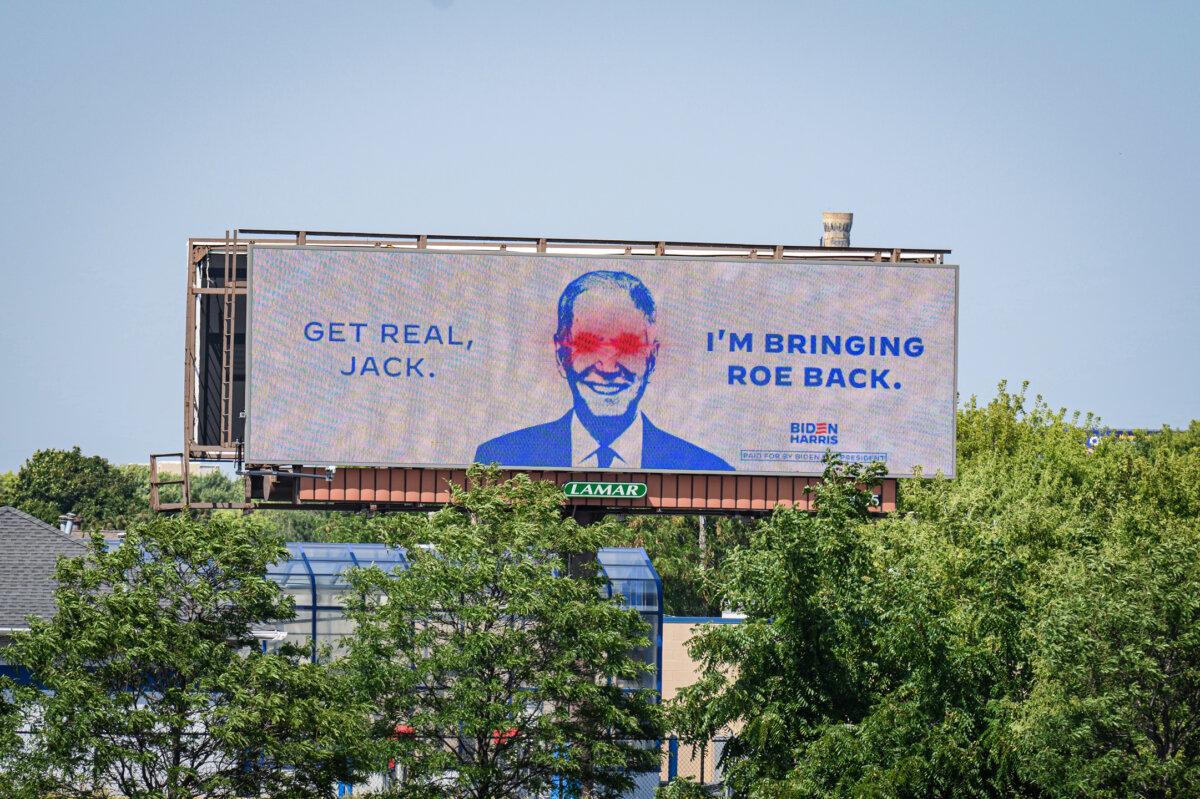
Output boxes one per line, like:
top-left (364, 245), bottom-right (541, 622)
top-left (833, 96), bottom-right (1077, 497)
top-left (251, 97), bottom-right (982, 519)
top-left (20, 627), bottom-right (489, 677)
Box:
top-left (10, 446), bottom-right (143, 529)
top-left (0, 674), bottom-right (31, 798)
top-left (615, 515), bottom-right (754, 617)
top-left (1011, 520), bottom-right (1200, 798)
top-left (0, 471), bottom-right (15, 506)
top-left (8, 513), bottom-right (366, 799)
top-left (253, 508), bottom-right (352, 540)
top-left (804, 383), bottom-right (1106, 797)
top-left (344, 467), bottom-right (661, 799)
top-left (263, 507), bottom-right (429, 545)
top-left (615, 515), bottom-right (712, 616)
top-left (655, 777), bottom-right (709, 799)
top-left (669, 457), bottom-right (885, 797)
top-left (668, 383), bottom-right (1200, 798)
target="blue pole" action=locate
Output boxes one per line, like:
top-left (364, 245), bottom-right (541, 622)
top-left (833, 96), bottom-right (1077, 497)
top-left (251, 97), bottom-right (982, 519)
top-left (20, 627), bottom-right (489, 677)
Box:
top-left (298, 547), bottom-right (318, 663)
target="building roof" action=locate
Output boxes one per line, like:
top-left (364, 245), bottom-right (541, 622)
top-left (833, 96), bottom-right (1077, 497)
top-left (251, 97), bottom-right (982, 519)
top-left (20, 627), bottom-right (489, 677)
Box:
top-left (267, 542), bottom-right (410, 593)
top-left (597, 547), bottom-right (661, 614)
top-left (265, 542), bottom-right (662, 613)
top-left (0, 506), bottom-right (88, 629)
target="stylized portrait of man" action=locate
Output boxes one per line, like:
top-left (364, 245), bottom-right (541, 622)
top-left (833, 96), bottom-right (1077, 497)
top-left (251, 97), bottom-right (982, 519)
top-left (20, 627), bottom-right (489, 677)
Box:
top-left (475, 271), bottom-right (733, 471)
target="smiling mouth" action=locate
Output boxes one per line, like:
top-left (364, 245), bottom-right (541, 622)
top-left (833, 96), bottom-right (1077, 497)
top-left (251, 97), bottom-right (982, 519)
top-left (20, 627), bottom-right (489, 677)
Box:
top-left (583, 381), bottom-right (631, 396)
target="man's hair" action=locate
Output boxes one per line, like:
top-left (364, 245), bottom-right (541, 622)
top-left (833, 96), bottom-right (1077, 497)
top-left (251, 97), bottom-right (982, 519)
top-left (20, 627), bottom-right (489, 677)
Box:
top-left (555, 271), bottom-right (657, 341)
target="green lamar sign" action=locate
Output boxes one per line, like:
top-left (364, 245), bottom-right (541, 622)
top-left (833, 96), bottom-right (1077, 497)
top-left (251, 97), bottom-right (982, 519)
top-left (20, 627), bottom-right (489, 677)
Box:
top-left (563, 481), bottom-right (648, 499)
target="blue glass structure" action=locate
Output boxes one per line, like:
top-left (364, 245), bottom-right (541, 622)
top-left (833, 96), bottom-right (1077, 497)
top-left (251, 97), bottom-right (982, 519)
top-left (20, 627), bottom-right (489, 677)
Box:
top-left (265, 543), bottom-right (410, 659)
top-left (267, 543), bottom-right (664, 797)
top-left (266, 543), bottom-right (663, 698)
top-left (596, 547), bottom-right (663, 697)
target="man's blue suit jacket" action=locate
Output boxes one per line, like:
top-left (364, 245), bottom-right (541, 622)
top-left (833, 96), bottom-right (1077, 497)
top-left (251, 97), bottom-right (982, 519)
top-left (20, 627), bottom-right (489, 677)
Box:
top-left (475, 411), bottom-right (734, 471)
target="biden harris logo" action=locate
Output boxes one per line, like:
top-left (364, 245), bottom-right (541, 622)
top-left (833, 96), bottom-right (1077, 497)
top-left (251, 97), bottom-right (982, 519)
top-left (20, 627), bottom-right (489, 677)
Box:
top-left (790, 422), bottom-right (839, 445)
top-left (474, 271), bottom-right (733, 472)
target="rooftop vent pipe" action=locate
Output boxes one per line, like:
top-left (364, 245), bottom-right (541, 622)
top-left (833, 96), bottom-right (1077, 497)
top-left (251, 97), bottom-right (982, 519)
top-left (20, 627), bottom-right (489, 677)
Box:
top-left (58, 513), bottom-right (78, 536)
top-left (821, 211), bottom-right (853, 247)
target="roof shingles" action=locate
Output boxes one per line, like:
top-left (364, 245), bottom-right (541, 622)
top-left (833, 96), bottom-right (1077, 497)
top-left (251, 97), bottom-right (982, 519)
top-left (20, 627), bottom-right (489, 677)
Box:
top-left (0, 506), bottom-right (88, 628)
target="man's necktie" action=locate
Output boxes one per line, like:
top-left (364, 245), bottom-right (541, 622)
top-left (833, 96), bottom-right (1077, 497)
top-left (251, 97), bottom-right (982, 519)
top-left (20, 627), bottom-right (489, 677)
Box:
top-left (595, 445), bottom-right (618, 468)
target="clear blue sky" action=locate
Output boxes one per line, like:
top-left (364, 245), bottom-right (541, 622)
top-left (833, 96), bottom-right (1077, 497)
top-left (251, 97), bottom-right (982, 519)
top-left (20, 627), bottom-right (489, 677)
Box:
top-left (1, 1), bottom-right (1197, 471)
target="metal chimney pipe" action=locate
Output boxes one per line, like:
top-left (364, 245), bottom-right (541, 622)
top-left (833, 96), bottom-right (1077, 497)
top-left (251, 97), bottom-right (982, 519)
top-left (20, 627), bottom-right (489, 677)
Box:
top-left (58, 513), bottom-right (77, 535)
top-left (821, 211), bottom-right (853, 247)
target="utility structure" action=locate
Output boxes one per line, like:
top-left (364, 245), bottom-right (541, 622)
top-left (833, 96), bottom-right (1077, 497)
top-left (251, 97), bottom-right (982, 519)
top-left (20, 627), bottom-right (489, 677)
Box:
top-left (152, 219), bottom-right (955, 517)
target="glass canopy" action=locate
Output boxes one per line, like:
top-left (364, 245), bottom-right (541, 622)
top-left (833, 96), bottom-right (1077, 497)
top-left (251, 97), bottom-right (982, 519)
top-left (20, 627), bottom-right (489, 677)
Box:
top-left (267, 543), bottom-right (662, 694)
top-left (597, 546), bottom-right (663, 695)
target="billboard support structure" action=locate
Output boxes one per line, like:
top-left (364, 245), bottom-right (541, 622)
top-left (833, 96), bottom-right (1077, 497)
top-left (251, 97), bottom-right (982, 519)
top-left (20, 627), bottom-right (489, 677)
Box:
top-left (152, 228), bottom-right (952, 514)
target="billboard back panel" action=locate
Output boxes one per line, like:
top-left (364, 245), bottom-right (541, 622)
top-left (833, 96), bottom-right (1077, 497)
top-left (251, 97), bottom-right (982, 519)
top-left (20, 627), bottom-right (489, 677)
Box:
top-left (246, 247), bottom-right (957, 477)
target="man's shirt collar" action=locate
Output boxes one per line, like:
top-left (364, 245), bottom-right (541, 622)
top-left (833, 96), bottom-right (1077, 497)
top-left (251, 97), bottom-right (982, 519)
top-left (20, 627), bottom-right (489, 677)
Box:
top-left (571, 412), bottom-right (643, 469)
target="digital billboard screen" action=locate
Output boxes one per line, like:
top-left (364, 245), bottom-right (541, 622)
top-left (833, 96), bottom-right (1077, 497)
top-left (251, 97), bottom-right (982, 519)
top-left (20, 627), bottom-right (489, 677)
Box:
top-left (246, 246), bottom-right (957, 477)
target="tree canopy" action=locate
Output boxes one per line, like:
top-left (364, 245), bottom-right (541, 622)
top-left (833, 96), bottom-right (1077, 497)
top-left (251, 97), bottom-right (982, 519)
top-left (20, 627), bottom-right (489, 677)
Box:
top-left (6, 513), bottom-right (366, 799)
top-left (8, 446), bottom-right (144, 529)
top-left (344, 467), bottom-right (662, 799)
top-left (3, 385), bottom-right (1199, 798)
top-left (668, 384), bottom-right (1200, 799)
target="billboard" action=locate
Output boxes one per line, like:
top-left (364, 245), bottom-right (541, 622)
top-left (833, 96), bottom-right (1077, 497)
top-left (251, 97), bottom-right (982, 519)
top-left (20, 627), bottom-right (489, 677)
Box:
top-left (246, 246), bottom-right (957, 477)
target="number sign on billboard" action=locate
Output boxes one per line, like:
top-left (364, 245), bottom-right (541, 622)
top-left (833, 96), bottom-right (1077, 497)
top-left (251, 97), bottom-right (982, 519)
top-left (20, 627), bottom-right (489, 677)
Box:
top-left (246, 247), bottom-right (958, 477)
